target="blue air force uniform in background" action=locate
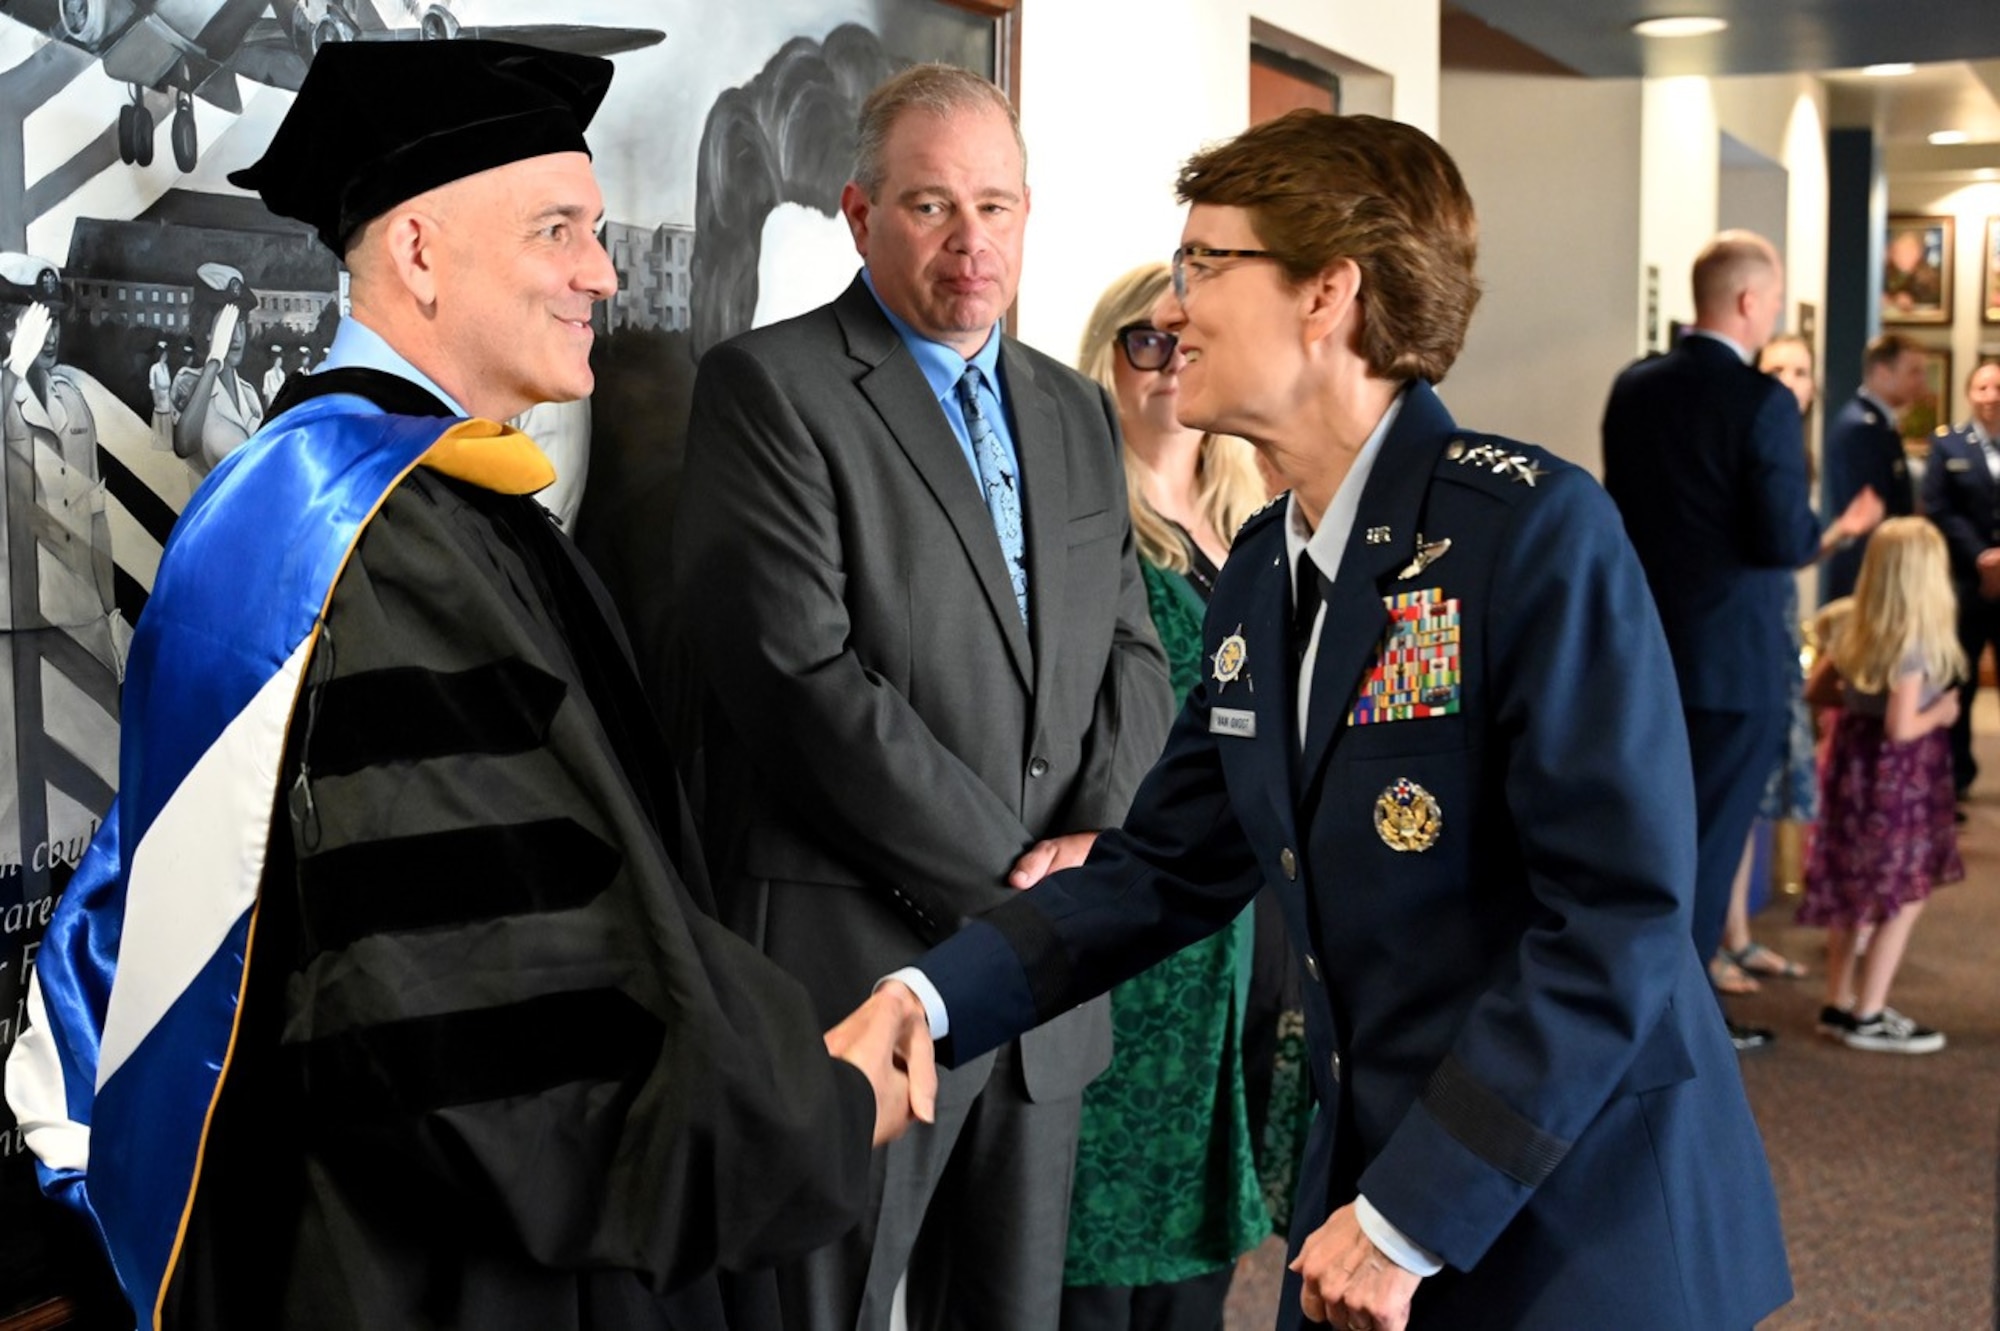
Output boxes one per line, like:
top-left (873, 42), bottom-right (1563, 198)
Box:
top-left (1821, 389), bottom-right (1915, 604)
top-left (1601, 332), bottom-right (1821, 974)
top-left (909, 383), bottom-right (1791, 1328)
top-left (1921, 419), bottom-right (2000, 792)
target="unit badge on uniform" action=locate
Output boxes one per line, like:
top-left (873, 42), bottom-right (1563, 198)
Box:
top-left (1348, 588), bottom-right (1461, 725)
top-left (1375, 777), bottom-right (1442, 852)
top-left (1212, 624), bottom-right (1250, 693)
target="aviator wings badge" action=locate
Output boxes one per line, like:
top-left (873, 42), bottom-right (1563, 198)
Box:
top-left (1396, 535), bottom-right (1452, 580)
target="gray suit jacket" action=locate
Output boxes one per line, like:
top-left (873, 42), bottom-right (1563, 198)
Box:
top-left (672, 275), bottom-right (1173, 1101)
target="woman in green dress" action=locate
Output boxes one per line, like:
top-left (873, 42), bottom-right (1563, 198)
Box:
top-left (1058, 263), bottom-right (1271, 1331)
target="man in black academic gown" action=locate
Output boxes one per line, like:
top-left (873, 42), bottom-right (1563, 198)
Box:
top-left (4, 41), bottom-right (927, 1331)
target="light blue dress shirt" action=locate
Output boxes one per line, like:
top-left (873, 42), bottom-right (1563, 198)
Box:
top-left (316, 317), bottom-right (468, 416)
top-left (865, 266), bottom-right (1021, 1042)
top-left (859, 270), bottom-right (1021, 494)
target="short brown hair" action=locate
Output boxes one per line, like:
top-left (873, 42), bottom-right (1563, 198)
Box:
top-left (1691, 231), bottom-right (1778, 318)
top-left (853, 63), bottom-right (1023, 198)
top-left (1863, 331), bottom-right (1923, 373)
top-left (1174, 111), bottom-right (1479, 383)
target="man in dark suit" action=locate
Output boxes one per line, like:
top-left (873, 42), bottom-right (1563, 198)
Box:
top-left (1603, 232), bottom-right (1873, 1052)
top-left (672, 64), bottom-right (1172, 1331)
top-left (1921, 359), bottom-right (2000, 794)
top-left (1822, 332), bottom-right (1925, 602)
top-left (832, 110), bottom-right (1791, 1331)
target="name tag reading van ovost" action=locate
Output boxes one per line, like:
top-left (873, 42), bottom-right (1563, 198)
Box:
top-left (1210, 708), bottom-right (1257, 738)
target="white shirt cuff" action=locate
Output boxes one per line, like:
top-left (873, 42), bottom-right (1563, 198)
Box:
top-left (881, 967), bottom-right (948, 1040)
top-left (1355, 1195), bottom-right (1444, 1277)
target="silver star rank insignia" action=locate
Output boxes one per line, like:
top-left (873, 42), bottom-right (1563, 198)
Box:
top-left (1454, 441), bottom-right (1545, 487)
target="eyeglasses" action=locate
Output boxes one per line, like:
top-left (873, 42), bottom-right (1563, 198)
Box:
top-left (1171, 245), bottom-right (1278, 301)
top-left (1116, 324), bottom-right (1178, 372)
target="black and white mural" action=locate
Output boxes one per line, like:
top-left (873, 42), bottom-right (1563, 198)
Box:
top-left (0, 0), bottom-right (1001, 1318)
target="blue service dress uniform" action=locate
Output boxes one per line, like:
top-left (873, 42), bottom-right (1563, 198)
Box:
top-left (1919, 420), bottom-right (2000, 791)
top-left (915, 382), bottom-right (1792, 1329)
top-left (1822, 392), bottom-right (1915, 603)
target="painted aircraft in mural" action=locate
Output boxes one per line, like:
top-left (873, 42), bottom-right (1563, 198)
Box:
top-left (0, 0), bottom-right (662, 172)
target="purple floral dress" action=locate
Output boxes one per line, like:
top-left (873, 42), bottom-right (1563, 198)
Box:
top-left (1799, 667), bottom-right (1963, 927)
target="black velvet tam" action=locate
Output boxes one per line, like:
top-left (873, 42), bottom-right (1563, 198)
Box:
top-left (229, 39), bottom-right (612, 255)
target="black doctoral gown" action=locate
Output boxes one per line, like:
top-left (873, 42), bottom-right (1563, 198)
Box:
top-left (160, 374), bottom-right (875, 1329)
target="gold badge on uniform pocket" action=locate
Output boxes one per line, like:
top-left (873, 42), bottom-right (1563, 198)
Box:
top-left (1375, 777), bottom-right (1442, 852)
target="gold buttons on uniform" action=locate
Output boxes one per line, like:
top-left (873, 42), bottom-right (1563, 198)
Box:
top-left (1279, 847), bottom-right (1297, 880)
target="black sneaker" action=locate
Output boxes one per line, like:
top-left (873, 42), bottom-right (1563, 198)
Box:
top-left (1843, 1008), bottom-right (1945, 1054)
top-left (1727, 1020), bottom-right (1775, 1051)
top-left (1816, 1005), bottom-right (1860, 1039)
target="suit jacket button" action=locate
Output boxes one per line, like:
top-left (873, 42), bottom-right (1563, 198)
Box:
top-left (1028, 756), bottom-right (1050, 778)
top-left (1329, 1051), bottom-right (1342, 1084)
top-left (1279, 847), bottom-right (1297, 880)
top-left (1304, 953), bottom-right (1321, 983)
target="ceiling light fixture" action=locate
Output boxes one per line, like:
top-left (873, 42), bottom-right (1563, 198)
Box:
top-left (1861, 63), bottom-right (1916, 77)
top-left (1929, 130), bottom-right (1970, 145)
top-left (1631, 16), bottom-right (1728, 38)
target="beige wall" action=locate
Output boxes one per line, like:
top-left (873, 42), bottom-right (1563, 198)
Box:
top-left (1011, 7), bottom-right (1847, 485)
top-left (1431, 67), bottom-right (1840, 494)
top-left (1639, 75), bottom-right (1831, 346)
top-left (1437, 70), bottom-right (1644, 471)
top-left (1014, 0), bottom-right (1440, 363)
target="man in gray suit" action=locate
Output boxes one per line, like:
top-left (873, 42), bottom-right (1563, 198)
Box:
top-left (672, 64), bottom-right (1172, 1331)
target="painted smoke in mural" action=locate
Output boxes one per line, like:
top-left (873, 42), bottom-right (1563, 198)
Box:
top-left (0, 0), bottom-right (997, 1310)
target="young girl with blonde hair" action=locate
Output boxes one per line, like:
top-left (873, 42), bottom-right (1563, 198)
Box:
top-left (1801, 516), bottom-right (1964, 1052)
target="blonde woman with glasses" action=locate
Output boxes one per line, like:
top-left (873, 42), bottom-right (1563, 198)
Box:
top-left (1058, 263), bottom-right (1269, 1331)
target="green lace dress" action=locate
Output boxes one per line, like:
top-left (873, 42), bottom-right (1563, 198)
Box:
top-left (1061, 555), bottom-right (1269, 1288)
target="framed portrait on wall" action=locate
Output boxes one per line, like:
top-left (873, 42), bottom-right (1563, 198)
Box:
top-left (1882, 215), bottom-right (1953, 324)
top-left (1984, 217), bottom-right (2000, 325)
top-left (1900, 345), bottom-right (1952, 448)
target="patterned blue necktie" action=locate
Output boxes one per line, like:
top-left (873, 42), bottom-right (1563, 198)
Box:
top-left (955, 366), bottom-right (1028, 624)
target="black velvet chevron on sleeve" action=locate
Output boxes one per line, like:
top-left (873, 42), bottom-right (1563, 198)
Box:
top-left (306, 658), bottom-right (568, 778)
top-left (295, 818), bottom-right (620, 954)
